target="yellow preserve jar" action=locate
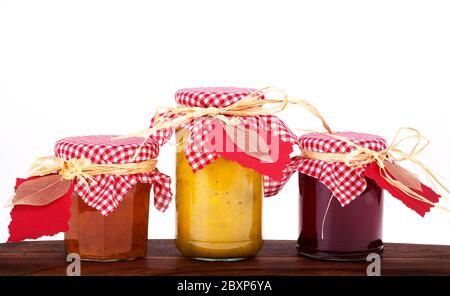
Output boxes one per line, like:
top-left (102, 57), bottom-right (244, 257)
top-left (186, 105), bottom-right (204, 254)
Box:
top-left (175, 129), bottom-right (263, 261)
top-left (156, 87), bottom-right (295, 261)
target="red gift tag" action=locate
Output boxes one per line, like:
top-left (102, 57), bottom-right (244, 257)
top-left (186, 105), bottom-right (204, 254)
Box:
top-left (365, 162), bottom-right (441, 217)
top-left (7, 175), bottom-right (74, 242)
top-left (204, 119), bottom-right (293, 181)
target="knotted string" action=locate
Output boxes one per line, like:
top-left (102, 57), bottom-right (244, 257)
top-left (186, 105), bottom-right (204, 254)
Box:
top-left (28, 156), bottom-right (157, 187)
top-left (115, 86), bottom-right (332, 147)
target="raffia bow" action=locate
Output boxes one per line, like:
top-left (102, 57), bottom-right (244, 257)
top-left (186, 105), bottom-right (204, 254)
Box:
top-left (29, 156), bottom-right (157, 186)
top-left (116, 86), bottom-right (332, 141)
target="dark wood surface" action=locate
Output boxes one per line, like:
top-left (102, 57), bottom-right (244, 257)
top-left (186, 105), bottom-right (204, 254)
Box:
top-left (0, 240), bottom-right (449, 276)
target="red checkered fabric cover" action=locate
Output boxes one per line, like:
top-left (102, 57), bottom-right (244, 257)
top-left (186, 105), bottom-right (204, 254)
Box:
top-left (149, 87), bottom-right (298, 195)
top-left (54, 135), bottom-right (172, 215)
top-left (265, 132), bottom-right (387, 205)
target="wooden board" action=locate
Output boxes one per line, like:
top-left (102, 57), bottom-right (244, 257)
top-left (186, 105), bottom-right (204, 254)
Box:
top-left (0, 240), bottom-right (449, 275)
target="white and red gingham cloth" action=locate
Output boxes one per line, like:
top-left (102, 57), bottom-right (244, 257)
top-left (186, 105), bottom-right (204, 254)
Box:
top-left (265, 132), bottom-right (387, 205)
top-left (150, 87), bottom-right (298, 194)
top-left (54, 135), bottom-right (172, 215)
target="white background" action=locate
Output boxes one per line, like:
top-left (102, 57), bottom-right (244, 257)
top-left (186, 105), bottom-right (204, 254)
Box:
top-left (0, 0), bottom-right (449, 245)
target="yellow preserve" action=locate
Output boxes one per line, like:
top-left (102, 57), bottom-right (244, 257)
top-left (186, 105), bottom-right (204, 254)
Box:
top-left (175, 129), bottom-right (263, 261)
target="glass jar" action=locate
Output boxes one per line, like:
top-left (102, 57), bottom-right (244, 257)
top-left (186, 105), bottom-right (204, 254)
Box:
top-left (175, 129), bottom-right (263, 261)
top-left (65, 183), bottom-right (150, 261)
top-left (297, 173), bottom-right (383, 261)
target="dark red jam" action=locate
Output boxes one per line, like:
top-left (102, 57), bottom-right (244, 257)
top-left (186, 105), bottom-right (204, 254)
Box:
top-left (297, 173), bottom-right (384, 261)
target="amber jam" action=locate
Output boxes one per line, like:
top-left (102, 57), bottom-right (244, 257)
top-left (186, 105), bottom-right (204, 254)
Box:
top-left (65, 183), bottom-right (150, 261)
top-left (297, 173), bottom-right (383, 261)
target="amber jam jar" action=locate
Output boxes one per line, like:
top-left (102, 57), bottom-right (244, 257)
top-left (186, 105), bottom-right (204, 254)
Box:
top-left (65, 183), bottom-right (150, 261)
top-left (295, 132), bottom-right (386, 261)
top-left (297, 174), bottom-right (383, 261)
top-left (54, 135), bottom-right (170, 262)
top-left (175, 129), bottom-right (263, 262)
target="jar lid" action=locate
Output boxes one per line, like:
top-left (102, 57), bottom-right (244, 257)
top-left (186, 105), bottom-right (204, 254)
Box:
top-left (299, 131), bottom-right (387, 153)
top-left (266, 131), bottom-right (387, 206)
top-left (54, 135), bottom-right (171, 216)
top-left (54, 135), bottom-right (159, 164)
top-left (175, 87), bottom-right (259, 108)
top-left (169, 87), bottom-right (298, 180)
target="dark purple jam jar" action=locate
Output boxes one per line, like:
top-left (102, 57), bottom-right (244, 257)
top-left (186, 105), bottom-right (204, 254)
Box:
top-left (297, 173), bottom-right (384, 261)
